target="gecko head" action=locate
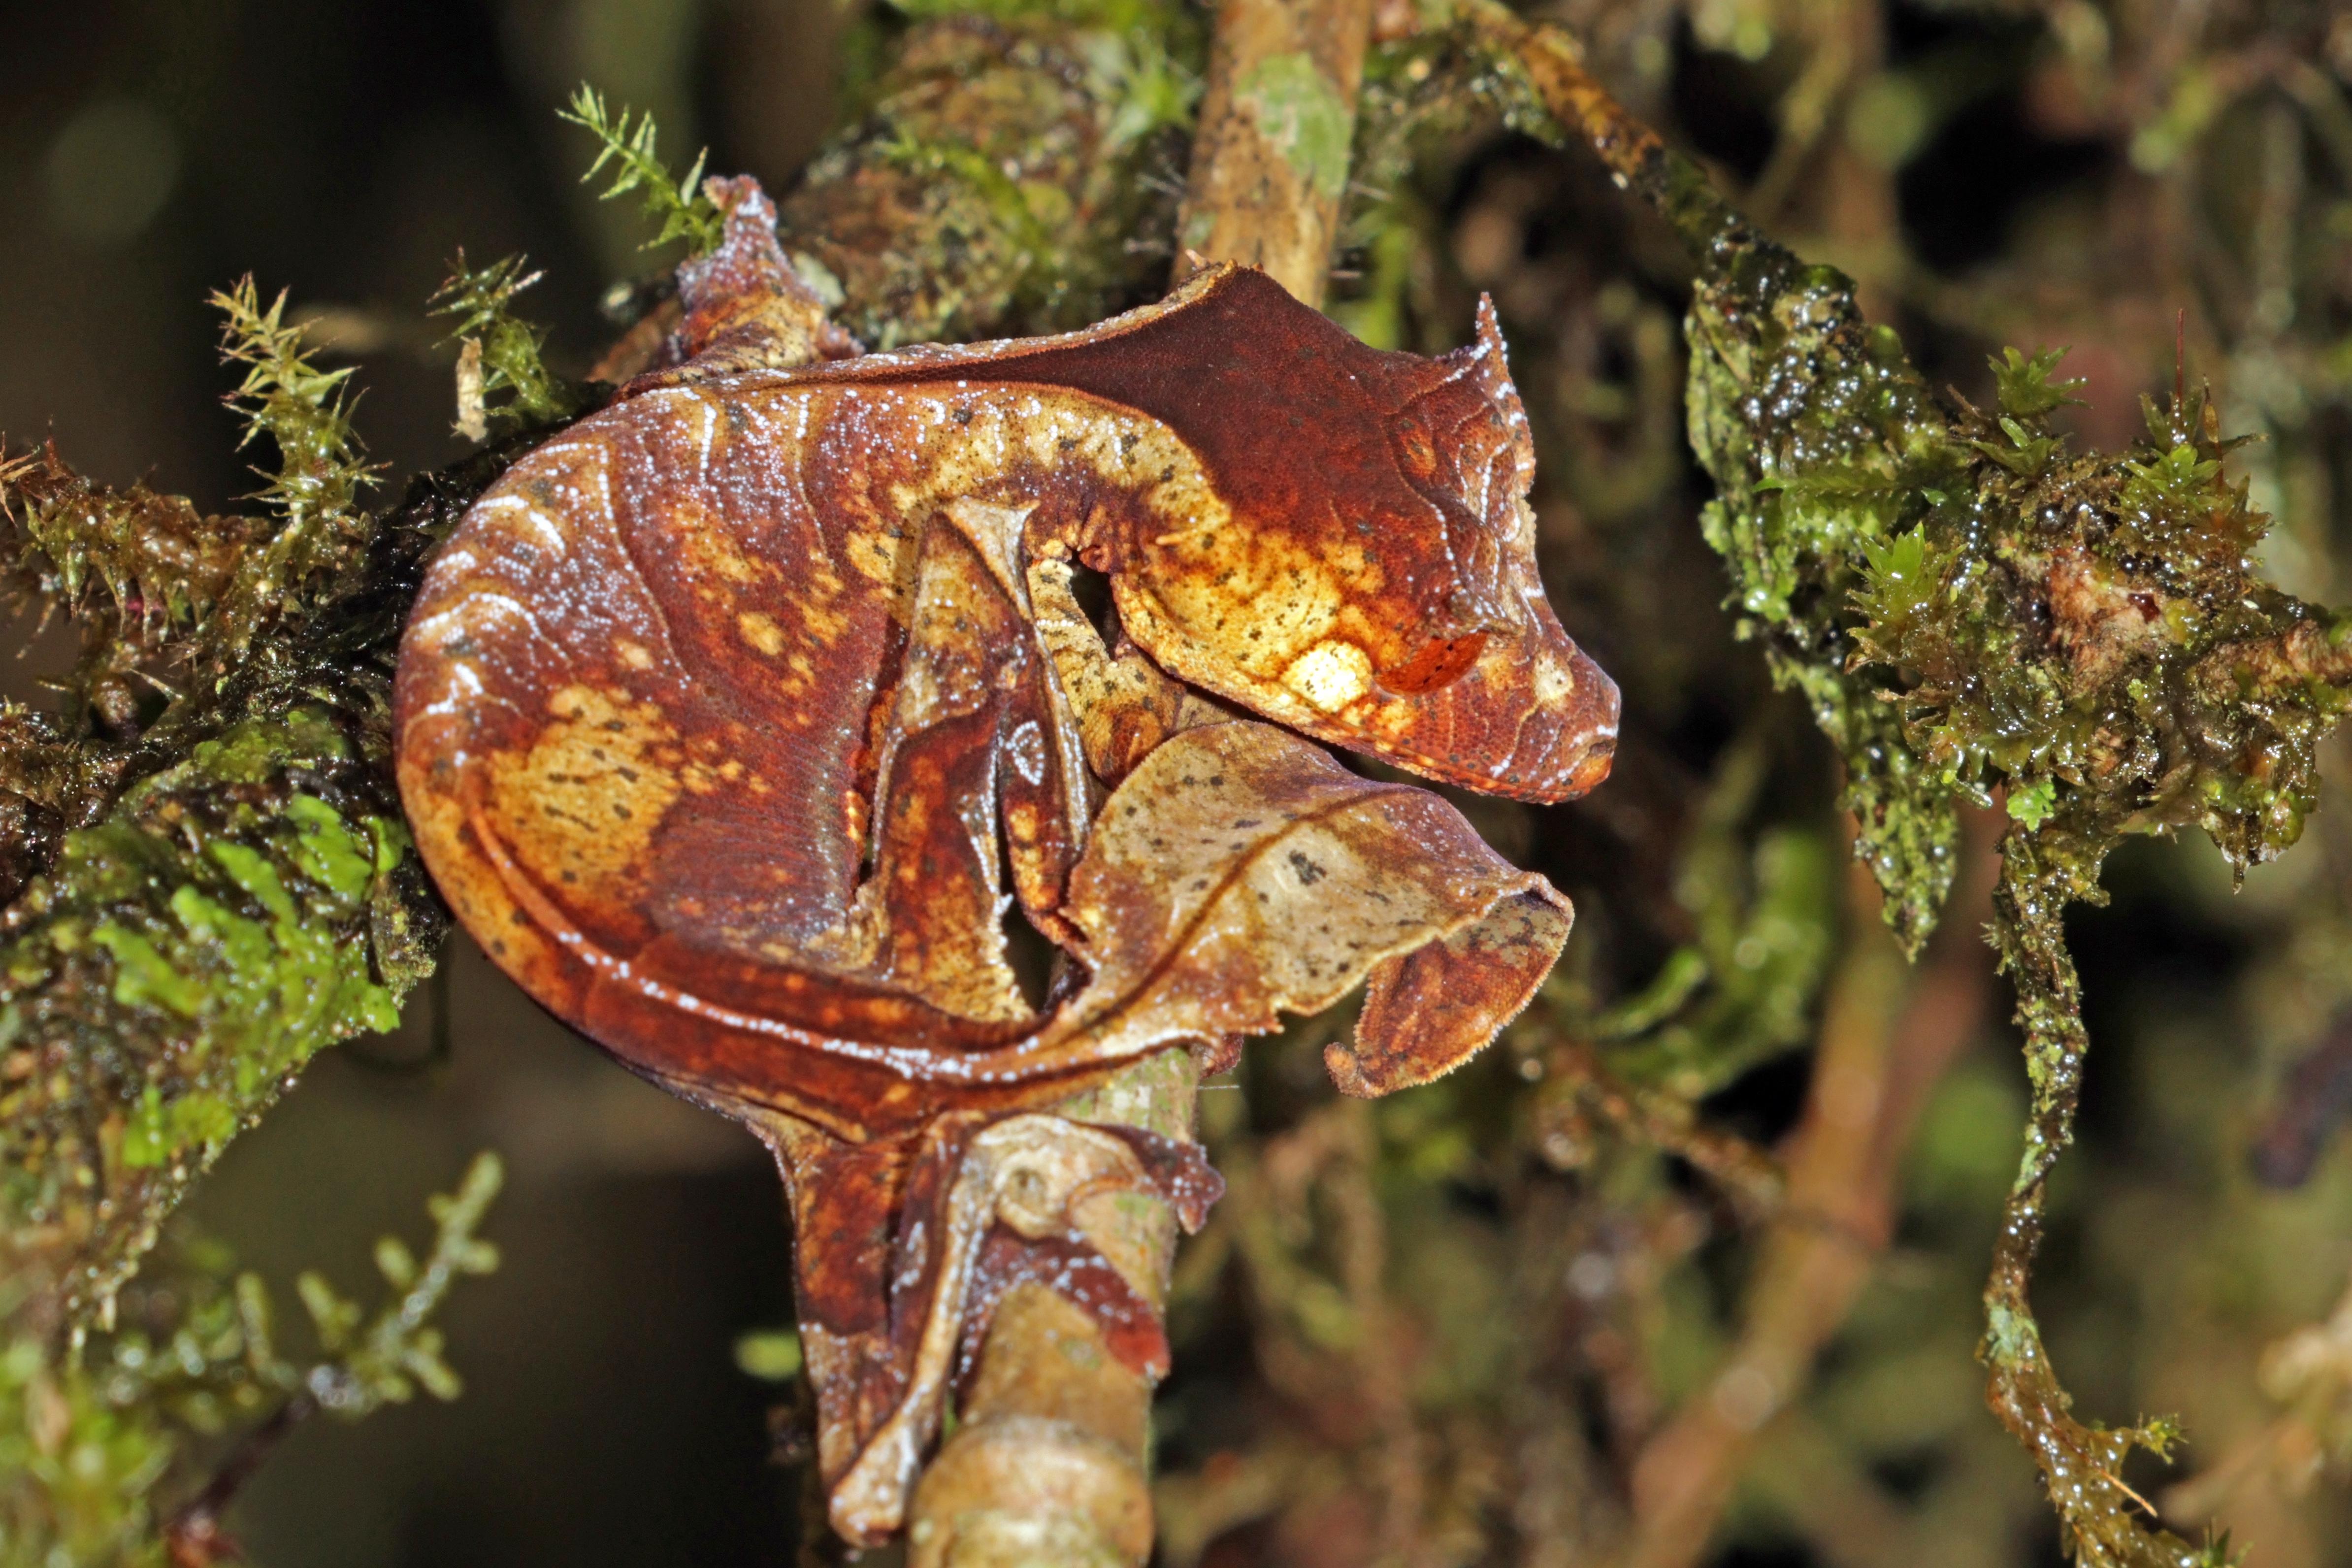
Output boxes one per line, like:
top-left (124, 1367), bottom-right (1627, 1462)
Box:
top-left (1111, 274), bottom-right (1619, 804)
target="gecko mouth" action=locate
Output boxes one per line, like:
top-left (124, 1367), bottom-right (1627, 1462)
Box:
top-left (1555, 723), bottom-right (1618, 799)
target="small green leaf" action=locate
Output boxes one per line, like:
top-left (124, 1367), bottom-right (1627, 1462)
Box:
top-left (2006, 777), bottom-right (2057, 830)
top-left (1990, 346), bottom-right (2087, 420)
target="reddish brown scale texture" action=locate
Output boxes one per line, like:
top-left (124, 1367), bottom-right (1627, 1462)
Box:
top-left (396, 267), bottom-right (1615, 1142)
top-left (789, 269), bottom-right (1618, 799)
top-left (392, 178), bottom-right (1616, 1543)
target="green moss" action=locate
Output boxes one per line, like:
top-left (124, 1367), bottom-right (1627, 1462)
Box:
top-left (877, 129), bottom-right (1067, 294)
top-left (5, 708), bottom-right (412, 1186)
top-left (0, 1337), bottom-right (174, 1568)
top-left (558, 86), bottom-right (724, 256)
top-left (193, 279), bottom-right (382, 684)
top-left (1991, 346), bottom-right (2087, 421)
top-left (0, 287), bottom-right (525, 1337)
top-left (0, 454), bottom-right (259, 736)
top-left (431, 253), bottom-right (587, 434)
top-left (1680, 244), bottom-right (1966, 955)
top-left (776, 11), bottom-right (1201, 348)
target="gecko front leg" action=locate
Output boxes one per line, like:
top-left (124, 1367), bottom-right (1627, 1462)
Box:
top-left (1027, 551), bottom-right (1190, 786)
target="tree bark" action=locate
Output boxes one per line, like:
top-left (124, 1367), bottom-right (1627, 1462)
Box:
top-left (1174, 0), bottom-right (1375, 306)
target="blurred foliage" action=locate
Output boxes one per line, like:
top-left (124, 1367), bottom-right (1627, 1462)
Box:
top-left (0, 1153), bottom-right (499, 1568)
top-left (1580, 737), bottom-right (1837, 1101)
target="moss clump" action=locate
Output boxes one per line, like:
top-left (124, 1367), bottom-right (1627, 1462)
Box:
top-left (0, 451), bottom-right (259, 740)
top-left (778, 5), bottom-right (1202, 347)
top-left (1855, 371), bottom-right (2352, 1568)
top-left (1852, 378), bottom-right (2345, 878)
top-left (0, 284), bottom-right (557, 1341)
top-left (6, 710), bottom-right (412, 1174)
top-left (0, 696), bottom-right (442, 1332)
top-left (196, 280), bottom-right (384, 683)
top-left (1680, 243), bottom-right (1967, 957)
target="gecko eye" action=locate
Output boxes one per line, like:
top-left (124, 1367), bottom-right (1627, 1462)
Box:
top-left (1391, 414), bottom-right (1439, 481)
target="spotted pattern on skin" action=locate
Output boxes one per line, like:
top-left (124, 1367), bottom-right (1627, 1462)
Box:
top-left (485, 684), bottom-right (683, 906)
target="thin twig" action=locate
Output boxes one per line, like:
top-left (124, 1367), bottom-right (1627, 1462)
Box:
top-left (162, 1392), bottom-right (317, 1567)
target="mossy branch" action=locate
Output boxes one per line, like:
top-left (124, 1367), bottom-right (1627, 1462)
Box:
top-left (0, 284), bottom-right (533, 1348)
top-left (1474, 11), bottom-right (2352, 1563)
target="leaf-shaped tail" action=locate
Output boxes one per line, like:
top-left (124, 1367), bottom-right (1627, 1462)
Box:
top-left (759, 1109), bottom-right (1216, 1546)
top-left (1329, 888), bottom-right (1568, 1096)
top-left (1040, 718), bottom-right (1571, 1089)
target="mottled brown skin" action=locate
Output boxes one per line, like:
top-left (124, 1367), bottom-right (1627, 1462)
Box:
top-left (393, 179), bottom-right (1617, 1544)
top-left (397, 255), bottom-right (1615, 1143)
